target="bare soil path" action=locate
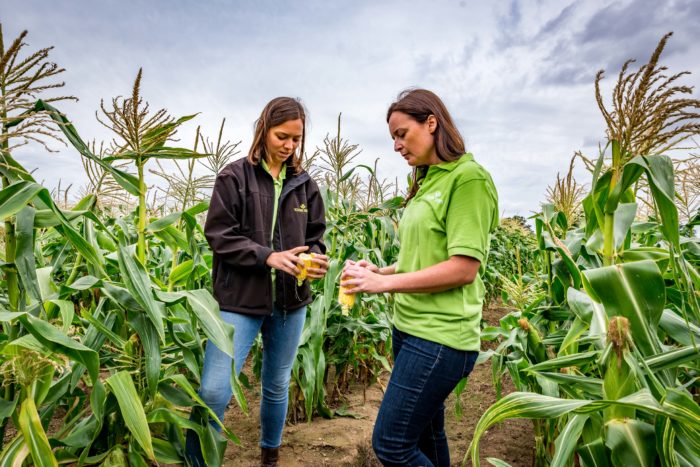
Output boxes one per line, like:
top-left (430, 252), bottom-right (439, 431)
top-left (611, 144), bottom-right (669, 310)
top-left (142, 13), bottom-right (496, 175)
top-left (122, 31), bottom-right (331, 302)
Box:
top-left (222, 305), bottom-right (534, 466)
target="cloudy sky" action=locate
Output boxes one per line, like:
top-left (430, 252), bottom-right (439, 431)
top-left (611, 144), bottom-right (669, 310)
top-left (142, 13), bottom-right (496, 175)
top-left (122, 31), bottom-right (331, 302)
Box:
top-left (4, 0), bottom-right (700, 216)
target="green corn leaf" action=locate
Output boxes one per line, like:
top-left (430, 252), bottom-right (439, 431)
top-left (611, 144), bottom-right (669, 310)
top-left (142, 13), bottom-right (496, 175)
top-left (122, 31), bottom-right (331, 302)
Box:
top-left (0, 181), bottom-right (43, 221)
top-left (29, 100), bottom-right (141, 196)
top-left (467, 392), bottom-right (592, 466)
top-left (465, 389), bottom-right (694, 466)
top-left (146, 211), bottom-right (182, 232)
top-left (663, 389), bottom-right (700, 430)
top-left (659, 309), bottom-right (700, 347)
top-left (169, 259), bottom-right (194, 285)
top-left (606, 419), bottom-right (656, 467)
top-left (230, 359), bottom-right (249, 415)
top-left (152, 438), bottom-right (184, 464)
top-left (128, 313), bottom-right (161, 399)
top-left (486, 459), bottom-right (513, 467)
top-left (656, 417), bottom-right (679, 467)
top-left (567, 287), bottom-right (607, 349)
top-left (165, 374), bottom-right (239, 444)
top-left (583, 260), bottom-right (665, 359)
top-left (18, 397), bottom-right (57, 467)
top-left (180, 289), bottom-right (234, 358)
top-left (0, 434), bottom-right (30, 467)
top-left (0, 397), bottom-right (18, 420)
top-left (15, 206), bottom-right (42, 302)
top-left (105, 371), bottom-right (155, 460)
top-left (526, 351), bottom-right (599, 373)
top-left (45, 299), bottom-right (75, 334)
top-left (613, 203), bottom-right (637, 251)
top-left (532, 372), bottom-right (603, 396)
top-left (17, 312), bottom-right (99, 383)
top-left (645, 345), bottom-right (700, 371)
top-left (116, 246), bottom-right (165, 342)
top-left (576, 438), bottom-right (611, 467)
top-left (551, 414), bottom-right (589, 467)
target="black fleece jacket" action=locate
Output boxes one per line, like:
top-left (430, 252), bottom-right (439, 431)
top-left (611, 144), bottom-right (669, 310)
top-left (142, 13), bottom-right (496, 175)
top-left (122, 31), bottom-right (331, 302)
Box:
top-left (204, 158), bottom-right (326, 315)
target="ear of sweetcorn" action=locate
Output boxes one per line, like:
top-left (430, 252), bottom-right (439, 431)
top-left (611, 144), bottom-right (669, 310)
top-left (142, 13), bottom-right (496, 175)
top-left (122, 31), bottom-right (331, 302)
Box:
top-left (296, 253), bottom-right (315, 286)
top-left (338, 285), bottom-right (355, 315)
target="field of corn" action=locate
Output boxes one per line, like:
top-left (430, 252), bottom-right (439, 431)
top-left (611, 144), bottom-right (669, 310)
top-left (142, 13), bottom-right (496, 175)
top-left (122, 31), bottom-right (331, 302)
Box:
top-left (1, 22), bottom-right (699, 467)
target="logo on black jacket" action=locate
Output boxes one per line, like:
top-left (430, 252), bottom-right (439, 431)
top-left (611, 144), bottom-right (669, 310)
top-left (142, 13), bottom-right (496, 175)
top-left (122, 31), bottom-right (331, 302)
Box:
top-left (294, 203), bottom-right (308, 213)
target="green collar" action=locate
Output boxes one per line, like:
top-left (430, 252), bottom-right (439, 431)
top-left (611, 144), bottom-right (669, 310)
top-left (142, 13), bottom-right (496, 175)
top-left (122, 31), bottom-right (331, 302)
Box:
top-left (428, 153), bottom-right (474, 173)
top-left (261, 159), bottom-right (287, 181)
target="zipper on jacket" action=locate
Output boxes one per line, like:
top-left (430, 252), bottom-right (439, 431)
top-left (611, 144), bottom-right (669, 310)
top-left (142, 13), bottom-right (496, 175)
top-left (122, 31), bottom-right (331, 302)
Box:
top-left (277, 207), bottom-right (287, 326)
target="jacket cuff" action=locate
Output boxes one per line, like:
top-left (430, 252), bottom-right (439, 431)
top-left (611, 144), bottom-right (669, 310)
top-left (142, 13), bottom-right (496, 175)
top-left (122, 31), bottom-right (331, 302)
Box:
top-left (256, 246), bottom-right (274, 269)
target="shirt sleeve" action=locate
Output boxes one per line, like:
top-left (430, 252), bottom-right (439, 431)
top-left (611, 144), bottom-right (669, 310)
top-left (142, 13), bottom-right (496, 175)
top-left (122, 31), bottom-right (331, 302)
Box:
top-left (445, 179), bottom-right (497, 263)
top-left (204, 171), bottom-right (273, 270)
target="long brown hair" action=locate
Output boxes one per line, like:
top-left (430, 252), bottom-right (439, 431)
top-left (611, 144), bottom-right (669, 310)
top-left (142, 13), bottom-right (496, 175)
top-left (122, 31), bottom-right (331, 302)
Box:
top-left (387, 89), bottom-right (466, 202)
top-left (247, 97), bottom-right (306, 173)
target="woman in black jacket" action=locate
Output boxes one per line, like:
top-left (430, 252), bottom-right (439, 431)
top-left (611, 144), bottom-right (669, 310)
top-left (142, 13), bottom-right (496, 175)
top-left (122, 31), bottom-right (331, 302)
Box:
top-left (186, 97), bottom-right (328, 466)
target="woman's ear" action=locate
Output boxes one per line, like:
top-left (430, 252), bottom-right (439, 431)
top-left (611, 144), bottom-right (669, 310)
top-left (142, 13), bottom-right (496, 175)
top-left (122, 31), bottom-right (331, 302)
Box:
top-left (427, 115), bottom-right (438, 134)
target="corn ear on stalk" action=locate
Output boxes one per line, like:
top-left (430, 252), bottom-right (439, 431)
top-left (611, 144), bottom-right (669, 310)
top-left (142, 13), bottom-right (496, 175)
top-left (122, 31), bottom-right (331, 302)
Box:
top-left (603, 316), bottom-right (636, 421)
top-left (518, 318), bottom-right (547, 363)
top-left (296, 253), bottom-right (315, 286)
top-left (338, 285), bottom-right (355, 316)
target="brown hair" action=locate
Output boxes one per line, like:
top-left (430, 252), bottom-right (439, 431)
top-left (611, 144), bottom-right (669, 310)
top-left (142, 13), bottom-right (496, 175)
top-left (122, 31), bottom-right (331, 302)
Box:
top-left (387, 89), bottom-right (466, 202)
top-left (247, 97), bottom-right (306, 173)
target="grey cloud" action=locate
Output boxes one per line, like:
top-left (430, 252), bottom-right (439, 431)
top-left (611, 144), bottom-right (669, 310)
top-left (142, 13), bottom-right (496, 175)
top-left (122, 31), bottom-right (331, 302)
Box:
top-left (578, 0), bottom-right (662, 44)
top-left (535, 2), bottom-right (578, 39)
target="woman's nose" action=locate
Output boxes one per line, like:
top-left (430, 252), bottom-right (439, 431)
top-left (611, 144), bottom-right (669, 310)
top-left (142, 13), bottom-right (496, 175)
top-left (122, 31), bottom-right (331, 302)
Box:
top-left (394, 139), bottom-right (402, 152)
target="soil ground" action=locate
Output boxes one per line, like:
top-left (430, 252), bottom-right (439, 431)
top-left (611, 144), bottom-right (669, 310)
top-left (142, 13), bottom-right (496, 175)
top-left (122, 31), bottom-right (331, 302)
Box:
top-left (222, 305), bottom-right (534, 466)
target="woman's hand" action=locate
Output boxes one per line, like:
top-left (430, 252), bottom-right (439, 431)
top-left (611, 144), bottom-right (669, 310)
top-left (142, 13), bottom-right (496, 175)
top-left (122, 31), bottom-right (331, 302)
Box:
top-left (341, 263), bottom-right (391, 294)
top-left (307, 254), bottom-right (329, 279)
top-left (266, 246), bottom-right (308, 276)
top-left (343, 259), bottom-right (380, 275)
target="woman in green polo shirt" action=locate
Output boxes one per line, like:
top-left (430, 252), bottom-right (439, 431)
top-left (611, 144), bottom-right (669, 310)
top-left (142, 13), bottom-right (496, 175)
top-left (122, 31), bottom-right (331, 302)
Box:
top-left (342, 89), bottom-right (498, 466)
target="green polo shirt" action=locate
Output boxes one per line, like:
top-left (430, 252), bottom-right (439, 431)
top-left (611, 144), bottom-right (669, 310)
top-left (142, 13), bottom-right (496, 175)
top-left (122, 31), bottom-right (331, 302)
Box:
top-left (394, 153), bottom-right (498, 351)
top-left (261, 160), bottom-right (286, 299)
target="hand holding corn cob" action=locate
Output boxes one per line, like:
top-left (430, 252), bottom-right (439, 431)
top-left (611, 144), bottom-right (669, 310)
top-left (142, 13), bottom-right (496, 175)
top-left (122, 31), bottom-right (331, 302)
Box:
top-left (296, 253), bottom-right (315, 286)
top-left (295, 252), bottom-right (329, 285)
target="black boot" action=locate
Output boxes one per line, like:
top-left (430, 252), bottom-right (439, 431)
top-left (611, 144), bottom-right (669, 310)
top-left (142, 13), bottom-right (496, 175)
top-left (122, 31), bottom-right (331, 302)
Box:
top-left (261, 446), bottom-right (280, 467)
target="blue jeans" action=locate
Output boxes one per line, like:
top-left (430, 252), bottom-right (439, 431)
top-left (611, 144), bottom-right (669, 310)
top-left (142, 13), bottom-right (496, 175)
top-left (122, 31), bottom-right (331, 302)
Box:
top-left (372, 327), bottom-right (479, 467)
top-left (185, 305), bottom-right (306, 465)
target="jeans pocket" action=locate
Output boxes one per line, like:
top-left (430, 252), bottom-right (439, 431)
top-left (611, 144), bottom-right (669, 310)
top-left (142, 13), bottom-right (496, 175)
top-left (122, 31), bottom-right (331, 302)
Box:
top-left (462, 351), bottom-right (479, 378)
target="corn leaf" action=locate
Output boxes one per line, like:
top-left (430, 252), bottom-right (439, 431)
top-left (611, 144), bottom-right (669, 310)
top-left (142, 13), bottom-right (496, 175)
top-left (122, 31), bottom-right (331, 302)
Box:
top-left (105, 371), bottom-right (155, 460)
top-left (0, 434), bottom-right (30, 467)
top-left (583, 260), bottom-right (665, 359)
top-left (18, 397), bottom-right (58, 467)
top-left (128, 313), bottom-right (161, 399)
top-left (551, 414), bottom-right (589, 467)
top-left (117, 246), bottom-right (165, 342)
top-left (15, 206), bottom-right (42, 301)
top-left (606, 419), bottom-right (656, 467)
top-left (17, 312), bottom-right (99, 383)
top-left (29, 100), bottom-right (141, 196)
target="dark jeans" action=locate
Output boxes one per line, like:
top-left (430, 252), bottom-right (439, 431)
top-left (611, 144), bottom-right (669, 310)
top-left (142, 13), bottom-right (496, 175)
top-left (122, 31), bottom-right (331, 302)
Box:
top-left (372, 328), bottom-right (479, 466)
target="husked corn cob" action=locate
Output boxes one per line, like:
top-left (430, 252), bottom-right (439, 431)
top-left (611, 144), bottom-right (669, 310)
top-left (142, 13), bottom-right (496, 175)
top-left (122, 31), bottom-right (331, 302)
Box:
top-left (296, 253), bottom-right (315, 286)
top-left (338, 285), bottom-right (355, 316)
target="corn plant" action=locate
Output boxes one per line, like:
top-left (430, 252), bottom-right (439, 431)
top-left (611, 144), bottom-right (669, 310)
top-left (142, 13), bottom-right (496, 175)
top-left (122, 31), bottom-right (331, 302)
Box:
top-left (0, 48), bottom-right (245, 463)
top-left (468, 33), bottom-right (700, 467)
